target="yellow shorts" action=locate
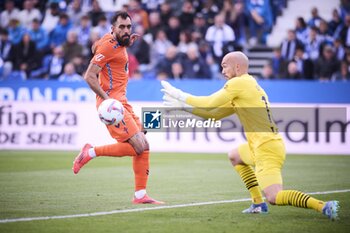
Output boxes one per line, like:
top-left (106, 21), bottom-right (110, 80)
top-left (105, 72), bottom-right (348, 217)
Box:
top-left (238, 139), bottom-right (286, 190)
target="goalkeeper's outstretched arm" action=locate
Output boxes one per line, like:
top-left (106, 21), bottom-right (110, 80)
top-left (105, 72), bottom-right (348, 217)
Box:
top-left (191, 101), bottom-right (236, 120)
top-left (186, 88), bottom-right (232, 108)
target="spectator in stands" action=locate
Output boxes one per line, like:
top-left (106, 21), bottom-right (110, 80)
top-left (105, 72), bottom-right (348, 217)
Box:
top-left (71, 56), bottom-right (86, 75)
top-left (41, 2), bottom-right (60, 34)
top-left (92, 15), bottom-right (109, 38)
top-left (336, 54), bottom-right (350, 81)
top-left (307, 7), bottom-right (324, 28)
top-left (314, 45), bottom-right (340, 81)
top-left (141, 0), bottom-right (163, 12)
top-left (339, 14), bottom-right (350, 47)
top-left (171, 62), bottom-right (184, 80)
top-left (335, 60), bottom-right (350, 81)
top-left (280, 29), bottom-right (303, 61)
top-left (0, 0), bottom-right (20, 28)
top-left (30, 46), bottom-right (65, 79)
top-left (191, 30), bottom-right (203, 45)
top-left (28, 18), bottom-right (49, 53)
top-left (166, 16), bottom-right (181, 46)
top-left (270, 0), bottom-right (286, 24)
top-left (181, 44), bottom-right (211, 79)
top-left (269, 47), bottom-right (287, 79)
top-left (292, 47), bottom-right (314, 80)
top-left (9, 33), bottom-right (39, 79)
top-left (18, 0), bottom-right (42, 29)
top-left (75, 15), bottom-right (92, 50)
top-left (7, 18), bottom-right (25, 45)
top-left (295, 17), bottom-right (308, 44)
top-left (228, 0), bottom-right (249, 47)
top-left (200, 0), bottom-right (220, 26)
top-left (221, 0), bottom-right (234, 24)
top-left (96, 0), bottom-right (128, 14)
top-left (179, 1), bottom-right (195, 30)
top-left (128, 25), bottom-right (150, 73)
top-left (340, 0), bottom-right (350, 20)
top-left (197, 39), bottom-right (214, 63)
top-left (205, 13), bottom-right (235, 63)
top-left (334, 38), bottom-right (346, 61)
top-left (155, 46), bottom-right (180, 78)
top-left (89, 0), bottom-right (105, 27)
top-left (177, 30), bottom-right (195, 54)
top-left (197, 39), bottom-right (217, 79)
top-left (304, 26), bottom-right (323, 61)
top-left (159, 2), bottom-right (173, 27)
top-left (127, 52), bottom-right (139, 79)
top-left (246, 0), bottom-right (273, 45)
top-left (318, 19), bottom-right (334, 45)
top-left (150, 29), bottom-right (173, 69)
top-left (50, 13), bottom-right (72, 47)
top-left (147, 11), bottom-right (163, 41)
top-left (58, 62), bottom-right (83, 81)
top-left (62, 30), bottom-right (83, 62)
top-left (286, 61), bottom-right (302, 80)
top-left (259, 63), bottom-right (275, 80)
top-left (128, 0), bottom-right (149, 30)
top-left (85, 30), bottom-right (100, 59)
top-left (190, 13), bottom-right (208, 41)
top-left (67, 0), bottom-right (87, 27)
top-left (328, 8), bottom-right (343, 38)
top-left (0, 28), bottom-right (13, 78)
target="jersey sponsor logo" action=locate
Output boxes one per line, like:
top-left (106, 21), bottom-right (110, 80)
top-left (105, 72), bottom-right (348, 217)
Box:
top-left (95, 53), bottom-right (105, 62)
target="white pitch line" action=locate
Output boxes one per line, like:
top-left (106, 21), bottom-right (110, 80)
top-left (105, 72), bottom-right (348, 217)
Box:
top-left (1, 189), bottom-right (349, 224)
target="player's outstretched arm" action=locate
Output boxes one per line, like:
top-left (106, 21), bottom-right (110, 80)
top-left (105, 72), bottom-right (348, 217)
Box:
top-left (161, 80), bottom-right (232, 108)
top-left (163, 94), bottom-right (235, 120)
top-left (191, 101), bottom-right (236, 120)
top-left (186, 89), bottom-right (232, 108)
top-left (84, 63), bottom-right (109, 100)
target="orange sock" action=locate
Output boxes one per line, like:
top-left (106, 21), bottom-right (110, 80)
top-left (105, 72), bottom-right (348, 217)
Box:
top-left (94, 142), bottom-right (137, 157)
top-left (133, 150), bottom-right (149, 191)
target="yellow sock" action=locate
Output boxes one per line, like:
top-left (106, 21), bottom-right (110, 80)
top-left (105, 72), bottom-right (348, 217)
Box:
top-left (234, 164), bottom-right (264, 204)
top-left (276, 190), bottom-right (325, 212)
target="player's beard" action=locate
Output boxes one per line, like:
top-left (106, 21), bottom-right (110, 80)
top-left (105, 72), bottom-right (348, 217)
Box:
top-left (117, 34), bottom-right (131, 47)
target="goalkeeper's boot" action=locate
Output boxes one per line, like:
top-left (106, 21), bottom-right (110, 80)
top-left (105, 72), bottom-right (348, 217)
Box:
top-left (132, 194), bottom-right (165, 205)
top-left (242, 202), bottom-right (268, 214)
top-left (73, 143), bottom-right (93, 174)
top-left (322, 200), bottom-right (339, 221)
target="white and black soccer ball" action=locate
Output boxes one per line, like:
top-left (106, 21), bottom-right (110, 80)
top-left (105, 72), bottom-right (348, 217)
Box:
top-left (98, 99), bottom-right (124, 125)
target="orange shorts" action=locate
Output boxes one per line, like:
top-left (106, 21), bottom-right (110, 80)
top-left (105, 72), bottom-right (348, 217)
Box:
top-left (97, 99), bottom-right (141, 142)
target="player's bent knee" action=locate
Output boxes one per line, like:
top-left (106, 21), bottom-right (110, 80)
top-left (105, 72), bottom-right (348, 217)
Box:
top-left (228, 148), bottom-right (240, 166)
top-left (265, 193), bottom-right (277, 205)
top-left (263, 184), bottom-right (282, 205)
top-left (128, 132), bottom-right (149, 155)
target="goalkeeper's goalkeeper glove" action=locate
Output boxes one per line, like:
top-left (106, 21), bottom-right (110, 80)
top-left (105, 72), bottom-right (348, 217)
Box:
top-left (162, 93), bottom-right (193, 113)
top-left (160, 80), bottom-right (190, 102)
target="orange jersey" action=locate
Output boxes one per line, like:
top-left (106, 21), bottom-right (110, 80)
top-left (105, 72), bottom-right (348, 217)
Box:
top-left (91, 33), bottom-right (129, 102)
top-left (92, 33), bottom-right (113, 54)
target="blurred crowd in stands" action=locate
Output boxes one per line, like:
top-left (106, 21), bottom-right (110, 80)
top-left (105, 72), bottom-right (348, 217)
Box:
top-left (0, 0), bottom-right (349, 81)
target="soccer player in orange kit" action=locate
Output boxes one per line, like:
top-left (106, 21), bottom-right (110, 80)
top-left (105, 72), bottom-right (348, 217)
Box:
top-left (72, 11), bottom-right (163, 204)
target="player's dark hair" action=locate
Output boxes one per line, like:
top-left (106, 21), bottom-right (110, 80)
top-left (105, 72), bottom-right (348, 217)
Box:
top-left (111, 11), bottom-right (131, 25)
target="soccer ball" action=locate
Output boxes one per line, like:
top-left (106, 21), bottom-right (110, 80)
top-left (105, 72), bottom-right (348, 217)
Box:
top-left (98, 99), bottom-right (124, 125)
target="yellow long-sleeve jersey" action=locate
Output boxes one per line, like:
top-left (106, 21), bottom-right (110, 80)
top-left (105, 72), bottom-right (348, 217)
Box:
top-left (186, 74), bottom-right (282, 148)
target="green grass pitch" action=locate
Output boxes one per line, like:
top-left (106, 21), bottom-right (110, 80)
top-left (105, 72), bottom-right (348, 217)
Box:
top-left (0, 151), bottom-right (349, 233)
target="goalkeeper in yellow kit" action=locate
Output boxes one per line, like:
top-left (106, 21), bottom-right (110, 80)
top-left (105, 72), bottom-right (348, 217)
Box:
top-left (161, 51), bottom-right (339, 220)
